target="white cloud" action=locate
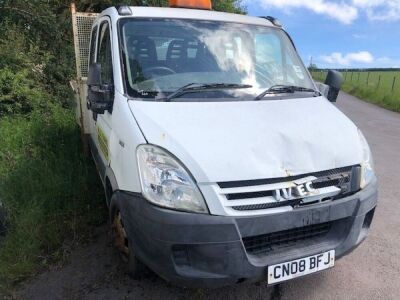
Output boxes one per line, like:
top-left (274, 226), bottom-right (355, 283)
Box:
top-left (375, 56), bottom-right (400, 68)
top-left (253, 0), bottom-right (358, 24)
top-left (320, 51), bottom-right (374, 66)
top-left (353, 0), bottom-right (400, 22)
top-left (352, 0), bottom-right (386, 6)
top-left (316, 52), bottom-right (400, 67)
top-left (252, 0), bottom-right (400, 23)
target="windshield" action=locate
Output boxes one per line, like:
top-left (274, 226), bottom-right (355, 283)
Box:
top-left (119, 18), bottom-right (314, 100)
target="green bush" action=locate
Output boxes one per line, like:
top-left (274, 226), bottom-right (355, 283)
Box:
top-left (0, 1), bottom-right (247, 293)
top-left (0, 68), bottom-right (46, 116)
top-left (0, 105), bottom-right (106, 289)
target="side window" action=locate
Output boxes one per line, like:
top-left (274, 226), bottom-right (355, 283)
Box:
top-left (97, 21), bottom-right (113, 85)
top-left (89, 25), bottom-right (98, 65)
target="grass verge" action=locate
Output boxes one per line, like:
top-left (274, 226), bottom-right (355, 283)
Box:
top-left (312, 71), bottom-right (400, 113)
top-left (340, 81), bottom-right (400, 112)
top-left (0, 105), bottom-right (106, 294)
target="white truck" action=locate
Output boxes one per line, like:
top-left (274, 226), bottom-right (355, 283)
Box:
top-left (70, 0), bottom-right (378, 288)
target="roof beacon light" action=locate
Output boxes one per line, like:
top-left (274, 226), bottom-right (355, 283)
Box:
top-left (169, 0), bottom-right (212, 10)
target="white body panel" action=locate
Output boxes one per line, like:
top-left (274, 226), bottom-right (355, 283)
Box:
top-left (85, 12), bottom-right (147, 192)
top-left (128, 97), bottom-right (362, 183)
top-left (109, 92), bottom-right (147, 192)
top-left (102, 6), bottom-right (274, 27)
top-left (76, 6), bottom-right (368, 216)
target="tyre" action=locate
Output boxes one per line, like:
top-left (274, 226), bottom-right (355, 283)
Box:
top-left (111, 197), bottom-right (145, 279)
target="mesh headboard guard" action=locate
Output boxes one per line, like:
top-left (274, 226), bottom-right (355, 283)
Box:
top-left (71, 4), bottom-right (99, 79)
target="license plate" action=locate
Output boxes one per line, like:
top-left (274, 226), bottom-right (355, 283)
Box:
top-left (268, 250), bottom-right (335, 284)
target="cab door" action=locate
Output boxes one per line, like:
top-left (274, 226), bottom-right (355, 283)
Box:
top-left (90, 17), bottom-right (114, 177)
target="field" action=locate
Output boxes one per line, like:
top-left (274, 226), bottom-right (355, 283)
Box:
top-left (311, 70), bottom-right (400, 112)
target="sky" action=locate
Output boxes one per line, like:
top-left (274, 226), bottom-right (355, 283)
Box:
top-left (244, 0), bottom-right (400, 69)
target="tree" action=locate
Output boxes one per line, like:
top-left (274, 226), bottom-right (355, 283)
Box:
top-left (0, 0), bottom-right (246, 113)
top-left (309, 63), bottom-right (319, 71)
top-left (212, 0), bottom-right (246, 14)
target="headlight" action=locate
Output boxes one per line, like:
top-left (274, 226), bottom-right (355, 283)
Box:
top-left (137, 145), bottom-right (208, 214)
top-left (358, 130), bottom-right (375, 189)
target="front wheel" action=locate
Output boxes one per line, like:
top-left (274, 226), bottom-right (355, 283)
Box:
top-left (111, 203), bottom-right (145, 279)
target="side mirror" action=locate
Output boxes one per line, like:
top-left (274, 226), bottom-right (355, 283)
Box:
top-left (87, 63), bottom-right (113, 114)
top-left (324, 70), bottom-right (343, 103)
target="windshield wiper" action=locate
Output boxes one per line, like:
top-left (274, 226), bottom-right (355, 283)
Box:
top-left (255, 85), bottom-right (321, 100)
top-left (161, 83), bottom-right (253, 102)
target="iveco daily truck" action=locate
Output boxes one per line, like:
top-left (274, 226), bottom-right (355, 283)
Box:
top-left (70, 0), bottom-right (378, 288)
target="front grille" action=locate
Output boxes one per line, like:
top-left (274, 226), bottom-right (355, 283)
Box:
top-left (231, 200), bottom-right (302, 211)
top-left (218, 166), bottom-right (360, 213)
top-left (243, 222), bottom-right (332, 255)
top-left (312, 173), bottom-right (351, 190)
top-left (226, 190), bottom-right (273, 200)
top-left (218, 166), bottom-right (355, 189)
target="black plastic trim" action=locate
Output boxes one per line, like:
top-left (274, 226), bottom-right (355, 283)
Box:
top-left (105, 167), bottom-right (118, 191)
top-left (218, 166), bottom-right (356, 188)
top-left (89, 136), bottom-right (106, 184)
top-left (111, 181), bottom-right (377, 288)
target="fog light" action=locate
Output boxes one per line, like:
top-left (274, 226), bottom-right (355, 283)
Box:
top-left (363, 208), bottom-right (375, 230)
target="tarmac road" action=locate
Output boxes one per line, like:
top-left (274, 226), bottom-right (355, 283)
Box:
top-left (280, 92), bottom-right (400, 300)
top-left (17, 92), bottom-right (400, 300)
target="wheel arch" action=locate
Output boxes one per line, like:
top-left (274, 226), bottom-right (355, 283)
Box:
top-left (105, 166), bottom-right (119, 207)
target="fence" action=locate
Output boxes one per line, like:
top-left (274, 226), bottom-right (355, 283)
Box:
top-left (310, 70), bottom-right (400, 97)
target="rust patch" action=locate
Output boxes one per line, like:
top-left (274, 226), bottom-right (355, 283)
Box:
top-left (112, 212), bottom-right (129, 260)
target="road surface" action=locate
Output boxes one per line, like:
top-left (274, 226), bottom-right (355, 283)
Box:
top-left (17, 92), bottom-right (400, 299)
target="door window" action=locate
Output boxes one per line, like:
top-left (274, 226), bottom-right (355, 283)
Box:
top-left (89, 25), bottom-right (98, 65)
top-left (97, 21), bottom-right (113, 85)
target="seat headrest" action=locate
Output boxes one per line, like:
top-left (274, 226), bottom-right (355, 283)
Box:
top-left (127, 37), bottom-right (157, 61)
top-left (166, 40), bottom-right (187, 61)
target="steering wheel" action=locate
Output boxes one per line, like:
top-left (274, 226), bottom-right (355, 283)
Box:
top-left (143, 66), bottom-right (176, 77)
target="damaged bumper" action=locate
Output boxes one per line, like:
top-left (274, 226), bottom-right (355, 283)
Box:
top-left (114, 179), bottom-right (377, 288)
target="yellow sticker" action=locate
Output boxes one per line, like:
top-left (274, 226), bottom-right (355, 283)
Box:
top-left (97, 126), bottom-right (109, 161)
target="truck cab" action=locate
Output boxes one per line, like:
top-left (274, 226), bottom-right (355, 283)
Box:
top-left (71, 0), bottom-right (377, 288)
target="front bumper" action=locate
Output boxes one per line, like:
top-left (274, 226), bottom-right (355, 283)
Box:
top-left (114, 179), bottom-right (378, 288)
